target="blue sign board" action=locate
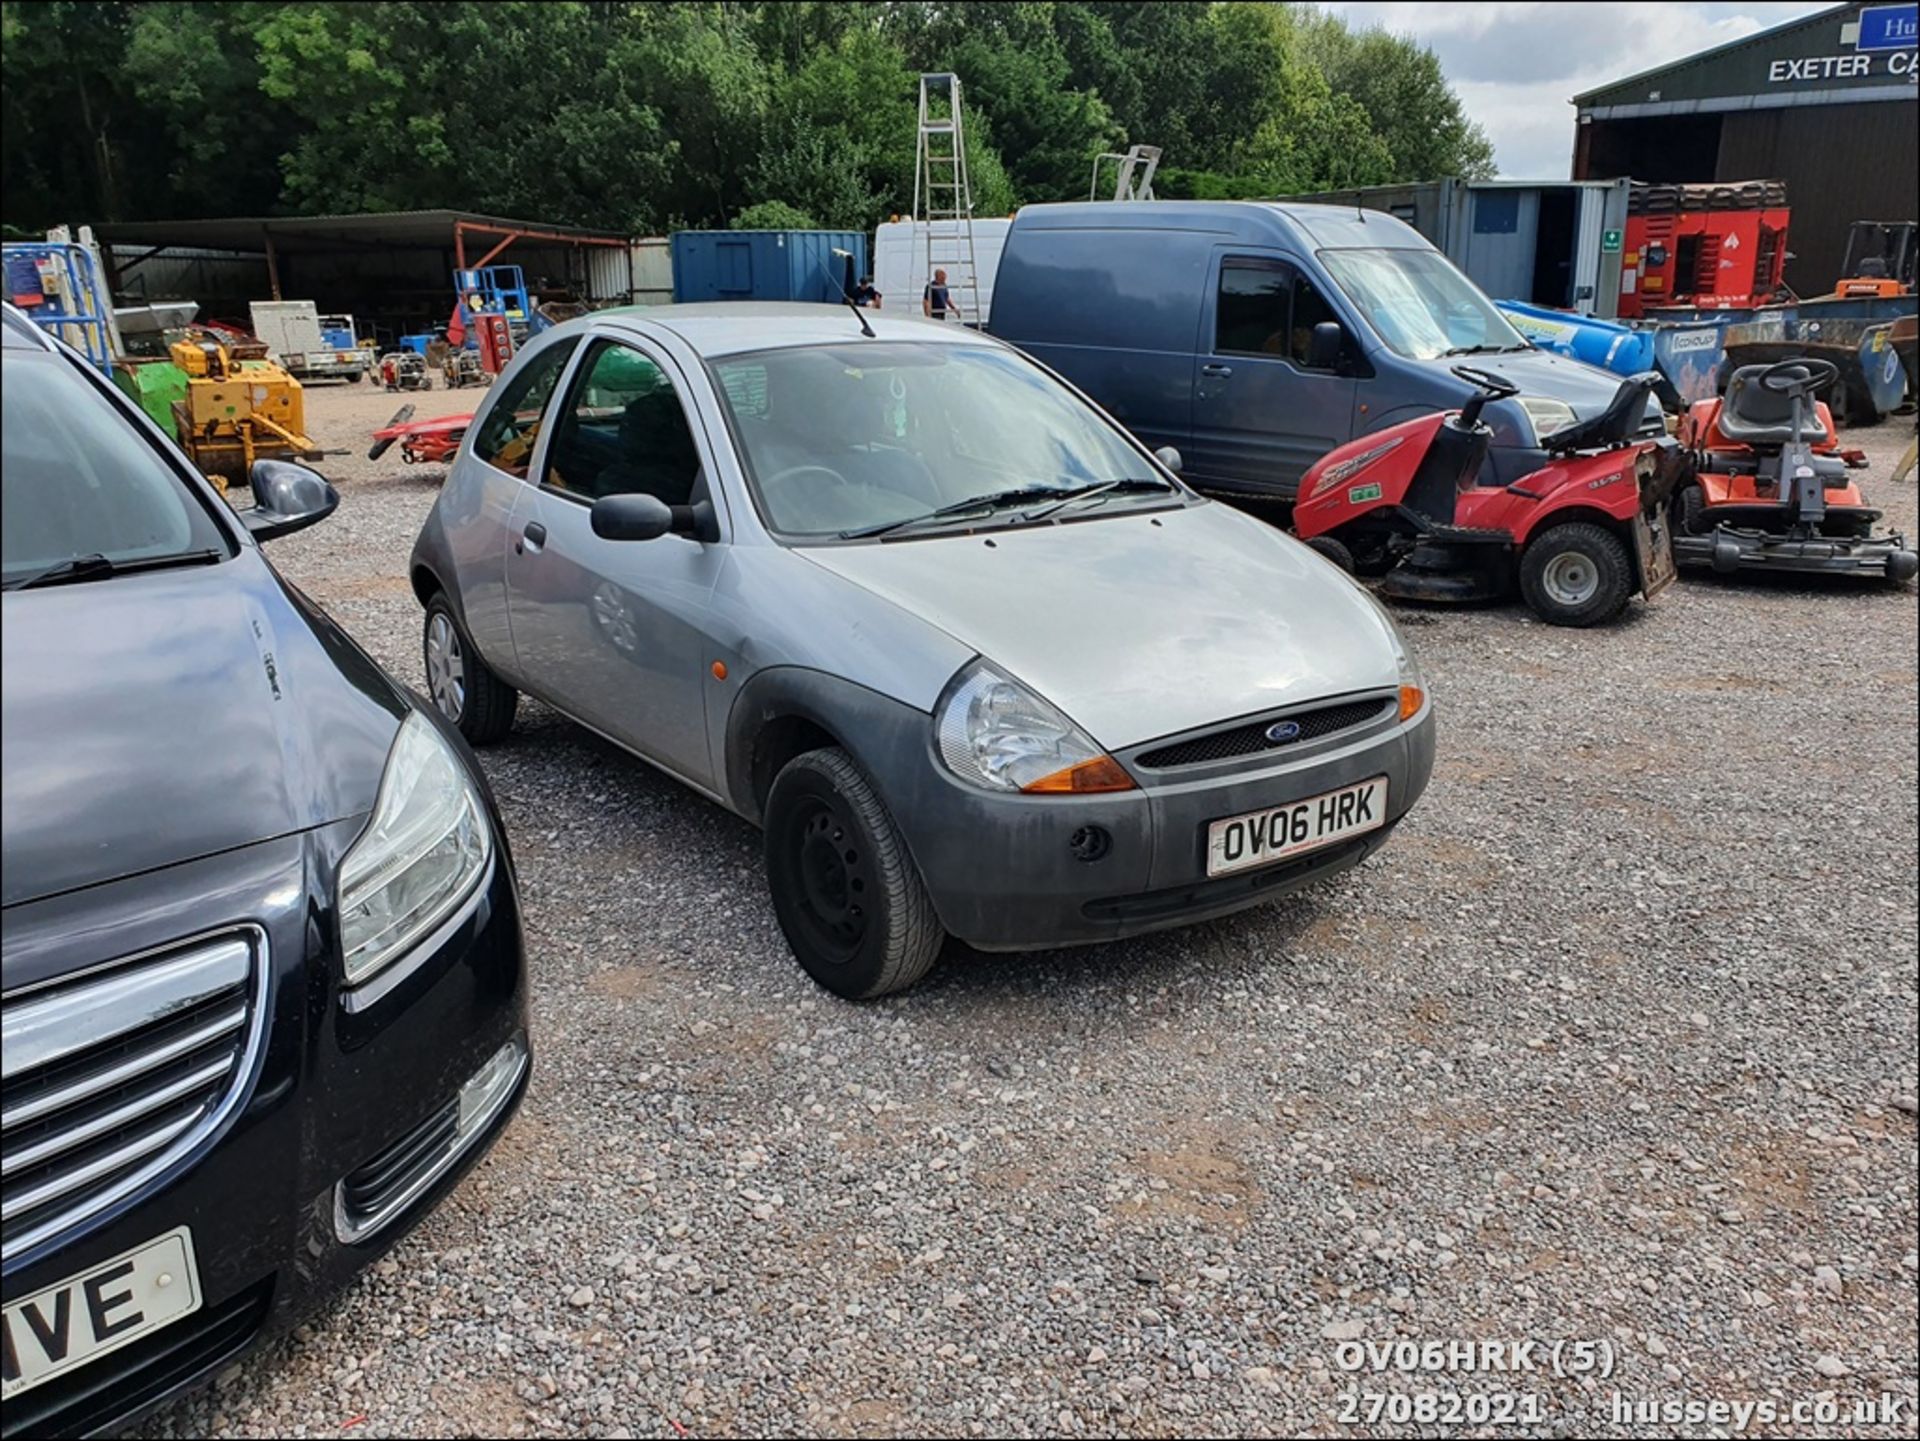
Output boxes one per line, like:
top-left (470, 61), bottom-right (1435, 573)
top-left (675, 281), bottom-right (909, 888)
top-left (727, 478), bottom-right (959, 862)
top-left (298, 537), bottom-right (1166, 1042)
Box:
top-left (1855, 4), bottom-right (1918, 51)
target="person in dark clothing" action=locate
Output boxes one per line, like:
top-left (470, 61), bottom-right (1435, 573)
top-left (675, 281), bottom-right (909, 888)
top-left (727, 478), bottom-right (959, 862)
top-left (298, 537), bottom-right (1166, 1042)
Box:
top-left (852, 276), bottom-right (883, 309)
top-left (923, 268), bottom-right (952, 322)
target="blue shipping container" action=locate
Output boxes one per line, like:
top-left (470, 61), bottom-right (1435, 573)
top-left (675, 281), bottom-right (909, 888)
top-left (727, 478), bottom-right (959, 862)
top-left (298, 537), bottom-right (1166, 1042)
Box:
top-left (670, 230), bottom-right (868, 304)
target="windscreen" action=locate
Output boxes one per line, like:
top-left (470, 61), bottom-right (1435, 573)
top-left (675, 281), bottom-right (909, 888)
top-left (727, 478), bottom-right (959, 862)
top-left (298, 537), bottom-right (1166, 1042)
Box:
top-left (1320, 248), bottom-right (1529, 361)
top-left (709, 342), bottom-right (1163, 539)
top-left (2, 354), bottom-right (229, 586)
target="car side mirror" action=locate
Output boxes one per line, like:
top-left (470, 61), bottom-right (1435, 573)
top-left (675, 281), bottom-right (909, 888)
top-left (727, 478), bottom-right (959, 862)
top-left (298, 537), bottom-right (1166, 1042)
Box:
top-left (1153, 445), bottom-right (1183, 474)
top-left (592, 493), bottom-right (674, 541)
top-left (592, 494), bottom-right (721, 544)
top-left (243, 460), bottom-right (339, 541)
top-left (1307, 322), bottom-right (1343, 372)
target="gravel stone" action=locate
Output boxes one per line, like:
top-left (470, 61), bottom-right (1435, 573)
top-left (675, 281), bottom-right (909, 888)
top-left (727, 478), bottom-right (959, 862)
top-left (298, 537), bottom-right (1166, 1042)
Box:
top-left (136, 388), bottom-right (1919, 1438)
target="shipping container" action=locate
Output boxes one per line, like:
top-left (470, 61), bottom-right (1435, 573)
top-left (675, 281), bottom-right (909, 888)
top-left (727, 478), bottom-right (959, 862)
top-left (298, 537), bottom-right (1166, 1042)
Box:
top-left (669, 231), bottom-right (868, 304)
top-left (630, 237), bottom-right (674, 306)
top-left (1291, 179), bottom-right (1634, 318)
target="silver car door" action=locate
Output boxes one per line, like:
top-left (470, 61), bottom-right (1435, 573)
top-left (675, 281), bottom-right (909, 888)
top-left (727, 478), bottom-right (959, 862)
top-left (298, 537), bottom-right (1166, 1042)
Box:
top-left (454, 333), bottom-right (581, 677)
top-left (501, 333), bottom-right (726, 790)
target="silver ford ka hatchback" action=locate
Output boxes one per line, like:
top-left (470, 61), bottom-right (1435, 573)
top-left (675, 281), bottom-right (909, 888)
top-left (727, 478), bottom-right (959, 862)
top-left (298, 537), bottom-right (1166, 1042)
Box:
top-left (410, 304), bottom-right (1434, 998)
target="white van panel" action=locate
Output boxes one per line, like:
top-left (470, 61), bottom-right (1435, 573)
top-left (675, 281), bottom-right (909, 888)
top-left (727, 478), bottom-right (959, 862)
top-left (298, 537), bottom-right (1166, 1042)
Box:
top-left (872, 219), bottom-right (1012, 325)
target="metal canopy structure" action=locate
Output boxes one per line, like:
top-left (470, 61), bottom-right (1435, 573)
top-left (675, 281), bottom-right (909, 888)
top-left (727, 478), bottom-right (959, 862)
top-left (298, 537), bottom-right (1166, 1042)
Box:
top-left (93, 208), bottom-right (629, 299)
top-left (85, 209), bottom-right (637, 341)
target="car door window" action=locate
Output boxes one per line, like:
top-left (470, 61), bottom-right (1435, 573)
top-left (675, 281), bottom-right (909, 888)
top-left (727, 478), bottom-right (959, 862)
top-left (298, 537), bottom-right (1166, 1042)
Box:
top-left (1290, 272), bottom-right (1342, 371)
top-left (1215, 258), bottom-right (1293, 357)
top-left (472, 338), bottom-right (579, 479)
top-left (544, 340), bottom-right (701, 506)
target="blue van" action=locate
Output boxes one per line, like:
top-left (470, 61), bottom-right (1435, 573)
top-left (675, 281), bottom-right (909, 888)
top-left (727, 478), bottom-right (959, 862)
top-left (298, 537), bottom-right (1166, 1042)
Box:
top-left (990, 201), bottom-right (1659, 498)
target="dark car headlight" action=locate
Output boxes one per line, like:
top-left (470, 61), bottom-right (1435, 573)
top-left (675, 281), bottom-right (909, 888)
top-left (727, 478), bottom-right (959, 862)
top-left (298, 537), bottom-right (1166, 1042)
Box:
top-left (337, 713), bottom-right (490, 986)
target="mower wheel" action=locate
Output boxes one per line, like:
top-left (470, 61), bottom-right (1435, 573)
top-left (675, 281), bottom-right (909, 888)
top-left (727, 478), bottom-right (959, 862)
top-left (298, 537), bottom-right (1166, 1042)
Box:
top-left (1304, 535), bottom-right (1355, 572)
top-left (1675, 482), bottom-right (1708, 535)
top-left (1518, 522), bottom-right (1633, 628)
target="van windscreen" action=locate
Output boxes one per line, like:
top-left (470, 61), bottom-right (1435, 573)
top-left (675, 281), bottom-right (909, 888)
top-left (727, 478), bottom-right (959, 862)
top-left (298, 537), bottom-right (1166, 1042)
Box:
top-left (1319, 248), bottom-right (1528, 362)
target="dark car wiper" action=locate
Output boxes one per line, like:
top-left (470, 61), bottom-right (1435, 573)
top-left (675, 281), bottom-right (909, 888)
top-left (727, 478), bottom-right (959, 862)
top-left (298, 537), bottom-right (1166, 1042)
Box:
top-left (1016, 477), bottom-right (1178, 523)
top-left (3, 548), bottom-right (224, 592)
top-left (1443, 342), bottom-right (1532, 357)
top-left (838, 484), bottom-right (1083, 540)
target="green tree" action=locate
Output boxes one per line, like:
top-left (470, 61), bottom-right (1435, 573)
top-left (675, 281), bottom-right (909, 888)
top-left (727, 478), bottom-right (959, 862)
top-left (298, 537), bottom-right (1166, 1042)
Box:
top-left (731, 198), bottom-right (819, 230)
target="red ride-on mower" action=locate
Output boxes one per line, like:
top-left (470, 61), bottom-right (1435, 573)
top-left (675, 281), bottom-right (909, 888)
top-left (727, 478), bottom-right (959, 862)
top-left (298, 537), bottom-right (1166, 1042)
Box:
top-left (1293, 367), bottom-right (1682, 627)
top-left (367, 404), bottom-right (473, 465)
top-left (1671, 358), bottom-right (1918, 583)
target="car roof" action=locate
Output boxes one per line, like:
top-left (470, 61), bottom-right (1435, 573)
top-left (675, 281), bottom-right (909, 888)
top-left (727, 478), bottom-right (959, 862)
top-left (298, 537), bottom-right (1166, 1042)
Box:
top-left (2, 303), bottom-right (59, 351)
top-left (1006, 199), bottom-right (1431, 251)
top-left (593, 302), bottom-right (1004, 359)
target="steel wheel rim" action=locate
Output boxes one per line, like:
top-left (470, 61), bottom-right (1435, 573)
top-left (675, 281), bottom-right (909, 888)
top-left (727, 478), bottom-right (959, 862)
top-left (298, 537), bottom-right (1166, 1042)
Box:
top-left (1542, 551), bottom-right (1599, 608)
top-left (784, 797), bottom-right (869, 964)
top-left (426, 613), bottom-right (466, 721)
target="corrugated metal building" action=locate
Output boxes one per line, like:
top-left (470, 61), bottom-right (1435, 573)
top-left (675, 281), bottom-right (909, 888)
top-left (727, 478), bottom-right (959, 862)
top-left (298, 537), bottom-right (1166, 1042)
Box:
top-left (1572, 1), bottom-right (1918, 294)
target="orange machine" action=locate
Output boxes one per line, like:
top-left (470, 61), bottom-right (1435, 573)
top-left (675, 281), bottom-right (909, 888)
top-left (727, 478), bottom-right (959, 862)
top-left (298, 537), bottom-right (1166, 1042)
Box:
top-left (1832, 220), bottom-right (1916, 299)
top-left (1619, 180), bottom-right (1790, 320)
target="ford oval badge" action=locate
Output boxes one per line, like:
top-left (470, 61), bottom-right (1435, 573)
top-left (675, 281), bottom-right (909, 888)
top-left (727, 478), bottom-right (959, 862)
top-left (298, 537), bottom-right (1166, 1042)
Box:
top-left (1265, 720), bottom-right (1303, 744)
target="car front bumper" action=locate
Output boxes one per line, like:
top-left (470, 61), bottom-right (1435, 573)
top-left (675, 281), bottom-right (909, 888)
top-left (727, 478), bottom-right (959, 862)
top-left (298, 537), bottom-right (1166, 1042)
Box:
top-left (883, 692), bottom-right (1434, 951)
top-left (0, 811), bottom-right (528, 1439)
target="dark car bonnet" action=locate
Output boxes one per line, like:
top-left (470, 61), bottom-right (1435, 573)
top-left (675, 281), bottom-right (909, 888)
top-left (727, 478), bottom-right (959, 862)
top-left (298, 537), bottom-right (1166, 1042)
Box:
top-left (1, 553), bottom-right (406, 916)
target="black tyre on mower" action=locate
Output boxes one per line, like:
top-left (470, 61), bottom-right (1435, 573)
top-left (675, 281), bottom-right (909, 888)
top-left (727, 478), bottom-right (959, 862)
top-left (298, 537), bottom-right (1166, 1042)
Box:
top-left (422, 593), bottom-right (518, 745)
top-left (764, 747), bottom-right (944, 1000)
top-left (1517, 522), bottom-right (1634, 627)
top-left (1675, 482), bottom-right (1709, 536)
top-left (1304, 534), bottom-right (1355, 572)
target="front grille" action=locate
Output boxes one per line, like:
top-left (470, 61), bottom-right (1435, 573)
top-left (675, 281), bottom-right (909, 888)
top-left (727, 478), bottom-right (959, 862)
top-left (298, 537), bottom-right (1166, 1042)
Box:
top-left (338, 1100), bottom-right (459, 1236)
top-left (1136, 697), bottom-right (1392, 769)
top-left (2, 931), bottom-right (264, 1255)
top-left (3, 1278), bottom-right (273, 1440)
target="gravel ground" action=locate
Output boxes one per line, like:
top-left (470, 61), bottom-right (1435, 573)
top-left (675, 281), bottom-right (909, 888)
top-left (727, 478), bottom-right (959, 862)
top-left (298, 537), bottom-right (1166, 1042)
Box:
top-left (142, 382), bottom-right (1918, 1439)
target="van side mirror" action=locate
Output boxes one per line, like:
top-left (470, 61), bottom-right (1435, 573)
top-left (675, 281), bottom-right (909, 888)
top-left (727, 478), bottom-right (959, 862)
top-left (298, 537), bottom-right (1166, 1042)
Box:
top-left (1153, 445), bottom-right (1183, 474)
top-left (243, 460), bottom-right (339, 540)
top-left (1307, 322), bottom-right (1343, 372)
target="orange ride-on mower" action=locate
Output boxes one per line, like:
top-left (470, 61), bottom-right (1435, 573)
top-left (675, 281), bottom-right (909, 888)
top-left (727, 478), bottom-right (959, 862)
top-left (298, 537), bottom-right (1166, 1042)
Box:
top-left (1672, 359), bottom-right (1918, 583)
top-left (1293, 367), bottom-right (1682, 627)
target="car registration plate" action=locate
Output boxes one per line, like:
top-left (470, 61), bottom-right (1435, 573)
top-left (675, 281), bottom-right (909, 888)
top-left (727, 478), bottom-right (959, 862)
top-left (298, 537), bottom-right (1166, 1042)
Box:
top-left (1205, 776), bottom-right (1388, 878)
top-left (2, 1227), bottom-right (201, 1399)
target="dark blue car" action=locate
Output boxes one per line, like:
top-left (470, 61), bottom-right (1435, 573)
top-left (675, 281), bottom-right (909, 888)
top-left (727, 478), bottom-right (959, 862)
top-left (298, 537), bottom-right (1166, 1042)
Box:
top-left (0, 306), bottom-right (529, 1436)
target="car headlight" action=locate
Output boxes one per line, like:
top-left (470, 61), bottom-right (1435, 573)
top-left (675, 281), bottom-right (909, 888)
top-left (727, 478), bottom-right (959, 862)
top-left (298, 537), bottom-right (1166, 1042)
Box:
top-left (1514, 395), bottom-right (1577, 445)
top-left (935, 660), bottom-right (1135, 794)
top-left (338, 712), bottom-right (491, 985)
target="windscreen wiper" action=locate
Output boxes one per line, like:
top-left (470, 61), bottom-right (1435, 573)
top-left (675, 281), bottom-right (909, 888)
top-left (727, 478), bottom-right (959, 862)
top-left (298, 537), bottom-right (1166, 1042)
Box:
top-left (1015, 477), bottom-right (1178, 523)
top-left (838, 485), bottom-right (1080, 540)
top-left (4, 548), bottom-right (223, 592)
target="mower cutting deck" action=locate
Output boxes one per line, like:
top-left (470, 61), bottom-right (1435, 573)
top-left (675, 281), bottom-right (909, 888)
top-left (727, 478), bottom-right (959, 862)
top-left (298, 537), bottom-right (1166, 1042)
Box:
top-left (1672, 358), bottom-right (1917, 583)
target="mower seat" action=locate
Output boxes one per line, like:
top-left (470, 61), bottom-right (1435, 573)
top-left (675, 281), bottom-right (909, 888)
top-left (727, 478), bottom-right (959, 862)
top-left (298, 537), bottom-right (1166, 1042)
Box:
top-left (1717, 365), bottom-right (1831, 447)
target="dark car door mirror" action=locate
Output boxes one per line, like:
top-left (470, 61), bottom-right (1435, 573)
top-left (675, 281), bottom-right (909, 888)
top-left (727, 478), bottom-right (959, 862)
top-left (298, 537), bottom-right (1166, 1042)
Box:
top-left (243, 460), bottom-right (339, 541)
top-left (1153, 445), bottom-right (1183, 474)
top-left (1307, 321), bottom-right (1344, 372)
top-left (592, 493), bottom-right (675, 541)
top-left (592, 492), bottom-right (721, 543)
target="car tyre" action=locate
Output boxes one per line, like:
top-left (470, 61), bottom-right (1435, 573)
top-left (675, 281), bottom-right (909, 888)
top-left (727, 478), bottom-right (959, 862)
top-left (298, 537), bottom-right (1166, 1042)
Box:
top-left (764, 747), bottom-right (944, 999)
top-left (423, 593), bottom-right (517, 744)
top-left (1518, 522), bottom-right (1633, 627)
top-left (1304, 534), bottom-right (1355, 572)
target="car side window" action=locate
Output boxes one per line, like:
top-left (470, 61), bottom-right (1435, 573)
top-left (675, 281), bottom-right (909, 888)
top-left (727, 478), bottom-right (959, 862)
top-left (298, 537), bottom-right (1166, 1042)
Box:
top-left (543, 340), bottom-right (702, 507)
top-left (1215, 258), bottom-right (1293, 357)
top-left (471, 338), bottom-right (579, 479)
top-left (1290, 272), bottom-right (1342, 371)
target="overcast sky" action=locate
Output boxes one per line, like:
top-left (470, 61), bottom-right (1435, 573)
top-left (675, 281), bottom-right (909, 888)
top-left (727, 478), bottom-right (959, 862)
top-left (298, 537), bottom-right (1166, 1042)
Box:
top-left (1321, 1), bottom-right (1834, 177)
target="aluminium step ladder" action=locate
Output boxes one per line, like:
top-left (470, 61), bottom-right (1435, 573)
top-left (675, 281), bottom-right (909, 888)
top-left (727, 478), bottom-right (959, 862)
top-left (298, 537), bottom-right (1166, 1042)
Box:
top-left (913, 73), bottom-right (983, 329)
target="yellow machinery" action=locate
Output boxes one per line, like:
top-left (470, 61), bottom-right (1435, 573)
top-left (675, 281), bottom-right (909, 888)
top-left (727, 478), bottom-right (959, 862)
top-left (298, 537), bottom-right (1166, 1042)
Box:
top-left (167, 330), bottom-right (322, 483)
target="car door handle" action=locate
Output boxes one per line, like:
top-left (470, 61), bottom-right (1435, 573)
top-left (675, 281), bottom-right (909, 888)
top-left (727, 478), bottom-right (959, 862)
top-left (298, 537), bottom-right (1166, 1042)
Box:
top-left (517, 521), bottom-right (546, 554)
top-left (1201, 363), bottom-right (1233, 377)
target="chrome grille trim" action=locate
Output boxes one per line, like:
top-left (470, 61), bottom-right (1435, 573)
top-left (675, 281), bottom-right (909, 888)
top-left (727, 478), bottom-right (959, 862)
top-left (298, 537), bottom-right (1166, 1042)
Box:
top-left (1, 1006), bottom-right (248, 1130)
top-left (1, 927), bottom-right (268, 1256)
